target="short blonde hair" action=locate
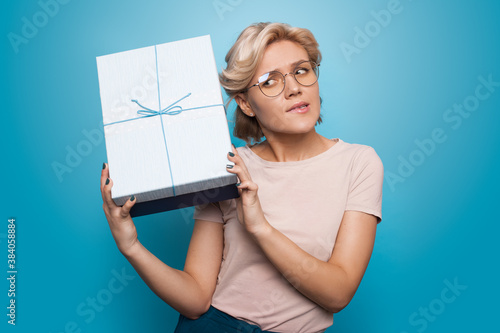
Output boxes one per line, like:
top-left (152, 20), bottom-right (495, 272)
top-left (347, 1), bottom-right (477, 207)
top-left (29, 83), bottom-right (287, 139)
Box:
top-left (220, 22), bottom-right (323, 144)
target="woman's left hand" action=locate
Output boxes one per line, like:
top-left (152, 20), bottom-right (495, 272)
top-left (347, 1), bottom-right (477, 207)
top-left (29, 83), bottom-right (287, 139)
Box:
top-left (226, 145), bottom-right (270, 236)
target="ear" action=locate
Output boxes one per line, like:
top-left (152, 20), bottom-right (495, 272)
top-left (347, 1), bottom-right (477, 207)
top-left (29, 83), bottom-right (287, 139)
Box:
top-left (235, 93), bottom-right (254, 117)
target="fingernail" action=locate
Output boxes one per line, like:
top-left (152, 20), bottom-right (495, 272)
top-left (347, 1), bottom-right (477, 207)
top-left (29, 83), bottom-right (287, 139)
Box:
top-left (231, 143), bottom-right (236, 149)
top-left (228, 152), bottom-right (235, 157)
top-left (226, 164), bottom-right (234, 169)
top-left (105, 178), bottom-right (110, 185)
top-left (235, 182), bottom-right (241, 186)
top-left (130, 195), bottom-right (135, 201)
top-left (102, 162), bottom-right (106, 170)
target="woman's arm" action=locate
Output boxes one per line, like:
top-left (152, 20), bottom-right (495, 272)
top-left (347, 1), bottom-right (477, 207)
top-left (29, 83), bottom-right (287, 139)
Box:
top-left (101, 164), bottom-right (223, 319)
top-left (226, 149), bottom-right (378, 313)
top-left (251, 211), bottom-right (377, 313)
top-left (123, 220), bottom-right (223, 319)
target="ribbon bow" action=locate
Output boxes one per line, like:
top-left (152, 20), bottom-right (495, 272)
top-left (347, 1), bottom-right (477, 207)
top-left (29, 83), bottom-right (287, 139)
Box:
top-left (132, 93), bottom-right (192, 117)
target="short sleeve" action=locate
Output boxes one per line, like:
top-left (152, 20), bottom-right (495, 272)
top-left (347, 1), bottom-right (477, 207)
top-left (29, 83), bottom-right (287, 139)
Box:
top-left (345, 146), bottom-right (384, 223)
top-left (193, 202), bottom-right (224, 223)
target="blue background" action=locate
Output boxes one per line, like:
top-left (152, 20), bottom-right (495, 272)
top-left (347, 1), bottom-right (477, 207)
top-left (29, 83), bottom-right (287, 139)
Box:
top-left (2, 0), bottom-right (499, 332)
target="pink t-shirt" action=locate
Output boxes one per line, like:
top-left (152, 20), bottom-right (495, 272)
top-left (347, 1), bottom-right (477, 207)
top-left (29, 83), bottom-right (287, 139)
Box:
top-left (193, 138), bottom-right (383, 332)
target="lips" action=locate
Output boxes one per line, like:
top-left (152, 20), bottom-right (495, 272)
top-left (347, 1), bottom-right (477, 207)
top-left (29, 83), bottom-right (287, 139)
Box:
top-left (287, 102), bottom-right (310, 113)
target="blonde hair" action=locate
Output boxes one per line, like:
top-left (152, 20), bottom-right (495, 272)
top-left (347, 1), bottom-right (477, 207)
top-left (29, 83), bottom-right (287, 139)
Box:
top-left (220, 22), bottom-right (323, 144)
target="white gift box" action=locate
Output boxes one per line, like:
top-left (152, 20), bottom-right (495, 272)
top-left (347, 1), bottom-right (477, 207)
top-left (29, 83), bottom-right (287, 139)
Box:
top-left (96, 35), bottom-right (238, 217)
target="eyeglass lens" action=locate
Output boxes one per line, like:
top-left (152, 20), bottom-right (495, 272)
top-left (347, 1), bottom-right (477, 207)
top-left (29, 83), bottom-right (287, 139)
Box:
top-left (258, 61), bottom-right (319, 97)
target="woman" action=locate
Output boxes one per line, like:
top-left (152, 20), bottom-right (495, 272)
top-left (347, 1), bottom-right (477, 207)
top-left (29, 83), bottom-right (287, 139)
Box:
top-left (101, 22), bottom-right (383, 333)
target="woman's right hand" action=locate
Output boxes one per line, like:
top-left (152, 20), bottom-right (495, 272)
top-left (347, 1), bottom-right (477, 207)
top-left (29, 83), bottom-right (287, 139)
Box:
top-left (101, 163), bottom-right (138, 256)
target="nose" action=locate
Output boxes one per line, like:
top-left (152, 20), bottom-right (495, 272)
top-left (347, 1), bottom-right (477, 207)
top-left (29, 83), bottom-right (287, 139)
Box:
top-left (283, 73), bottom-right (301, 98)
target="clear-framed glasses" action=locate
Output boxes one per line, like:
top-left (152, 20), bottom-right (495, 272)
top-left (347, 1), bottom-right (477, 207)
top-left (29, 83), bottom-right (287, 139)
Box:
top-left (244, 60), bottom-right (320, 97)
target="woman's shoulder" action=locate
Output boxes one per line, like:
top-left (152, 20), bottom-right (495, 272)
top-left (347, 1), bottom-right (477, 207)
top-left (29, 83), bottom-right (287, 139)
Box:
top-left (337, 140), bottom-right (383, 173)
top-left (235, 141), bottom-right (266, 164)
top-left (238, 140), bottom-right (266, 155)
top-left (336, 139), bottom-right (379, 156)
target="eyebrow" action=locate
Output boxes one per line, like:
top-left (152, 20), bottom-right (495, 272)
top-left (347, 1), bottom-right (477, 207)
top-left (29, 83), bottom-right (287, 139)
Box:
top-left (264, 59), bottom-right (309, 75)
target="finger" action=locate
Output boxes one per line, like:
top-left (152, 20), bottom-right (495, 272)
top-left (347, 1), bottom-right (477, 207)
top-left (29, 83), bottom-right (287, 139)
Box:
top-left (227, 150), bottom-right (252, 183)
top-left (101, 162), bottom-right (109, 192)
top-left (120, 195), bottom-right (137, 218)
top-left (225, 164), bottom-right (243, 175)
top-left (235, 180), bottom-right (258, 192)
top-left (226, 163), bottom-right (247, 186)
top-left (102, 177), bottom-right (118, 209)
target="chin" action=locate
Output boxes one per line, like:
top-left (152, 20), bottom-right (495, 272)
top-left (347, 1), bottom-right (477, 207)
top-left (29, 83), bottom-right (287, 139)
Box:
top-left (287, 121), bottom-right (318, 135)
top-left (294, 112), bottom-right (320, 128)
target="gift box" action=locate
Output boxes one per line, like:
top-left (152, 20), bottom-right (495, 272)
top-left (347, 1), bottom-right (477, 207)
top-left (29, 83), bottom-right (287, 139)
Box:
top-left (96, 35), bottom-right (238, 217)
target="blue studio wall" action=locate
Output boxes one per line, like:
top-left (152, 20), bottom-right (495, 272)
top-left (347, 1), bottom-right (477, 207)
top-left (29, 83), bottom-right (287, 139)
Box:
top-left (2, 0), bottom-right (499, 332)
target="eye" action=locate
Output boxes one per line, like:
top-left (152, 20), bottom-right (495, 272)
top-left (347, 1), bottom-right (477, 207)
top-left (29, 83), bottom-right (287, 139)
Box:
top-left (259, 72), bottom-right (281, 87)
top-left (296, 68), bottom-right (308, 75)
top-left (295, 67), bottom-right (310, 76)
top-left (262, 78), bottom-right (278, 87)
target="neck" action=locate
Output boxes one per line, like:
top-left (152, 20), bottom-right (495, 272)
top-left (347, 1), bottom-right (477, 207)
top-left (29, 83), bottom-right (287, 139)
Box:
top-left (254, 130), bottom-right (332, 162)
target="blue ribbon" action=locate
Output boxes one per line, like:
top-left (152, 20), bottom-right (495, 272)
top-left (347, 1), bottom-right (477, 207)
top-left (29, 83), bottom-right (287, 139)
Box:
top-left (132, 92), bottom-right (191, 117)
top-left (103, 93), bottom-right (222, 127)
top-left (103, 45), bottom-right (223, 197)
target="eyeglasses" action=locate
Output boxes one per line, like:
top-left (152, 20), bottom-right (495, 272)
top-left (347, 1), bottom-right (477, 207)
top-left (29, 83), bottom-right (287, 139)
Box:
top-left (244, 60), bottom-right (320, 97)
